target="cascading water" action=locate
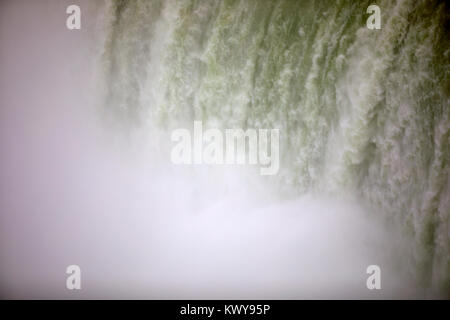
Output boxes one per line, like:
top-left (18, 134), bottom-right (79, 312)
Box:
top-left (99, 0), bottom-right (449, 296)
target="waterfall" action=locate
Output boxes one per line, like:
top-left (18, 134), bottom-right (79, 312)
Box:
top-left (98, 0), bottom-right (449, 296)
